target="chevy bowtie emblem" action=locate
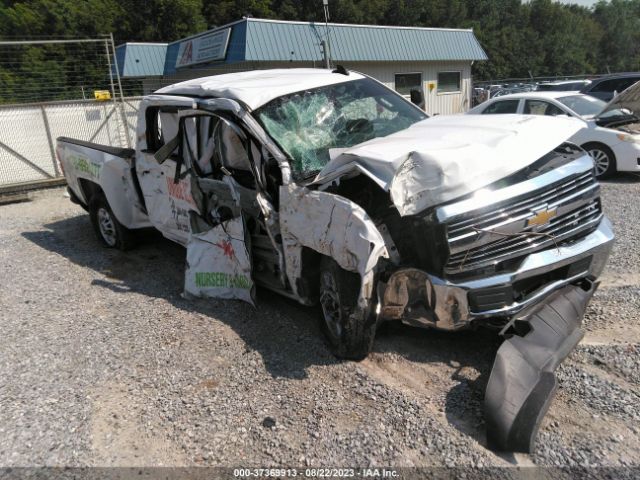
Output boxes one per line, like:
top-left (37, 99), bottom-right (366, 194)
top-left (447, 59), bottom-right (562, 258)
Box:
top-left (527, 208), bottom-right (557, 227)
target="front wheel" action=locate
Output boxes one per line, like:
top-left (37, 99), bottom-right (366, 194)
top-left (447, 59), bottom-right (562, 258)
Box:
top-left (318, 257), bottom-right (377, 360)
top-left (583, 142), bottom-right (616, 178)
top-left (89, 194), bottom-right (135, 250)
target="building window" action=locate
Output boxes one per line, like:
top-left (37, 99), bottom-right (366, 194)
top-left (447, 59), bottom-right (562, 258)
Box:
top-left (395, 73), bottom-right (422, 96)
top-left (438, 71), bottom-right (461, 93)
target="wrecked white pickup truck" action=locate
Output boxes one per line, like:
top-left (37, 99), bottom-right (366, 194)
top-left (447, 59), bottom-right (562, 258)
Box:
top-left (57, 68), bottom-right (614, 453)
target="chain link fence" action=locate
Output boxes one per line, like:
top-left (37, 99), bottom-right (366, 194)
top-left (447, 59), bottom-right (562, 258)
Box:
top-left (0, 36), bottom-right (137, 189)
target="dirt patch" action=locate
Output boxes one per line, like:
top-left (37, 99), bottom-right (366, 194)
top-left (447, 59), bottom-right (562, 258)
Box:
top-left (90, 382), bottom-right (187, 466)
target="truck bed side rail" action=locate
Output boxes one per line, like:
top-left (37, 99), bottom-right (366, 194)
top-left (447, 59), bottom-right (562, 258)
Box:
top-left (57, 137), bottom-right (135, 160)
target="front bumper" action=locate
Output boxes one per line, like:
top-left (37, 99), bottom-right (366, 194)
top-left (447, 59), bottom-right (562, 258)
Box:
top-left (379, 217), bottom-right (614, 330)
top-left (611, 140), bottom-right (640, 172)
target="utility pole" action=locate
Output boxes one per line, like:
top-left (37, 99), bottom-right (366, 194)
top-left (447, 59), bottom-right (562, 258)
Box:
top-left (323, 0), bottom-right (331, 69)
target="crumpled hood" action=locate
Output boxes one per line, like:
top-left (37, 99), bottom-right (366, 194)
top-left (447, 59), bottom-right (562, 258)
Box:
top-left (312, 114), bottom-right (583, 216)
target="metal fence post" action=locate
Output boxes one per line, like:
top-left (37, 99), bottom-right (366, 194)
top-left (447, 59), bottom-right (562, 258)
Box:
top-left (106, 33), bottom-right (132, 149)
top-left (40, 105), bottom-right (60, 177)
top-left (104, 38), bottom-right (125, 149)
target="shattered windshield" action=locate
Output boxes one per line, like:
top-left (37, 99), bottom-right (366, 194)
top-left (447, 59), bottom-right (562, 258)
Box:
top-left (255, 77), bottom-right (427, 179)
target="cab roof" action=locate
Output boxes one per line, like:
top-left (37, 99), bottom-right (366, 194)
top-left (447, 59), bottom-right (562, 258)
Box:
top-left (156, 68), bottom-right (365, 110)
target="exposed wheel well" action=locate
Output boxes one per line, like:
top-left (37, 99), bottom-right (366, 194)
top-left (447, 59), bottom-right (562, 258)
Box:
top-left (77, 178), bottom-right (105, 206)
top-left (326, 174), bottom-right (392, 220)
top-left (296, 247), bottom-right (323, 304)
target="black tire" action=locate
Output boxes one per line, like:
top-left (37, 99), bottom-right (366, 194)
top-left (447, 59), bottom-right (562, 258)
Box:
top-left (318, 257), bottom-right (377, 360)
top-left (89, 194), bottom-right (135, 251)
top-left (582, 142), bottom-right (616, 178)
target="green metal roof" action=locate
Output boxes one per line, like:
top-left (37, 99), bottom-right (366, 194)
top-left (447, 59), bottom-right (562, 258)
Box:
top-left (119, 19), bottom-right (488, 77)
top-left (244, 18), bottom-right (488, 62)
top-left (115, 43), bottom-right (167, 77)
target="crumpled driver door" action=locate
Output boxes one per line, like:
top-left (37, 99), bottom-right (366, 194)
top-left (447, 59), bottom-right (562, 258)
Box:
top-left (184, 179), bottom-right (255, 305)
top-left (156, 110), bottom-right (257, 305)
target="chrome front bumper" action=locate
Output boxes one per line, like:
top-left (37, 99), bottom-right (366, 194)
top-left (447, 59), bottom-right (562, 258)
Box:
top-left (379, 217), bottom-right (614, 330)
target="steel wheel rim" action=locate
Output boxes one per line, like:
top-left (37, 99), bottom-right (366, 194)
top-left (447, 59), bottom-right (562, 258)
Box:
top-left (97, 207), bottom-right (117, 246)
top-left (320, 270), bottom-right (343, 339)
top-left (589, 149), bottom-right (609, 177)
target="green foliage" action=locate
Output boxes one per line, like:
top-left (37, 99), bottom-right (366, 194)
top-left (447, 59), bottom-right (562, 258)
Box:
top-left (593, 0), bottom-right (640, 72)
top-left (1, 0), bottom-right (639, 102)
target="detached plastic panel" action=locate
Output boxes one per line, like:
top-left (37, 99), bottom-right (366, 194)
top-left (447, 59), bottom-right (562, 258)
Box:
top-left (484, 281), bottom-right (597, 452)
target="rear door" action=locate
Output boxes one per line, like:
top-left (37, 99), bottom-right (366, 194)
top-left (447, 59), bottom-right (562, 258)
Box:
top-left (136, 101), bottom-right (197, 244)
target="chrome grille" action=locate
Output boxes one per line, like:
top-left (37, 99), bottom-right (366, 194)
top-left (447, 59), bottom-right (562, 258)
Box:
top-left (444, 170), bottom-right (602, 274)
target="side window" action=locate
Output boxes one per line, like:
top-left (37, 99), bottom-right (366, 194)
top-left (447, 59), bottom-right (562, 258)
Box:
top-left (592, 79), bottom-right (617, 93)
top-left (197, 116), bottom-right (220, 176)
top-left (523, 100), bottom-right (565, 116)
top-left (614, 78), bottom-right (638, 93)
top-left (216, 121), bottom-right (252, 172)
top-left (545, 103), bottom-right (566, 116)
top-left (145, 107), bottom-right (164, 152)
top-left (175, 114), bottom-right (260, 190)
top-left (180, 115), bottom-right (221, 177)
top-left (216, 121), bottom-right (260, 190)
top-left (482, 100), bottom-right (520, 114)
top-left (145, 107), bottom-right (182, 154)
top-left (159, 111), bottom-right (180, 144)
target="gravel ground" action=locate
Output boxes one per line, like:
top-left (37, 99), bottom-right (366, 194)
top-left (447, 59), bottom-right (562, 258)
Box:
top-left (0, 175), bottom-right (639, 474)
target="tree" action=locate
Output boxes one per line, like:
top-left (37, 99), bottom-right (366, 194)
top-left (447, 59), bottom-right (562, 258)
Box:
top-left (115, 0), bottom-right (206, 42)
top-left (593, 0), bottom-right (640, 73)
top-left (1, 0), bottom-right (639, 95)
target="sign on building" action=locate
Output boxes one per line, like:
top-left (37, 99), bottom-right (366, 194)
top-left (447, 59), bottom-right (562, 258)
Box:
top-left (175, 28), bottom-right (231, 68)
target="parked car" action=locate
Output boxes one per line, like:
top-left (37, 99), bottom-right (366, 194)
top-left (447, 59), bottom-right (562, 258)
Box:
top-left (467, 85), bottom-right (640, 177)
top-left (580, 73), bottom-right (640, 102)
top-left (536, 79), bottom-right (591, 91)
top-left (491, 87), bottom-right (528, 98)
top-left (56, 68), bottom-right (614, 453)
top-left (491, 83), bottom-right (536, 98)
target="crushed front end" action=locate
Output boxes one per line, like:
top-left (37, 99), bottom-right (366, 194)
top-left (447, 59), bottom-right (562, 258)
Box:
top-left (376, 145), bottom-right (614, 452)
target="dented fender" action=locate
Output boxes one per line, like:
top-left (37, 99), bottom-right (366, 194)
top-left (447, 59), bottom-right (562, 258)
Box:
top-left (279, 185), bottom-right (391, 308)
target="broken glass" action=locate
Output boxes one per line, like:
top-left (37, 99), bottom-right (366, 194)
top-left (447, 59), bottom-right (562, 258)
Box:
top-left (256, 78), bottom-right (426, 180)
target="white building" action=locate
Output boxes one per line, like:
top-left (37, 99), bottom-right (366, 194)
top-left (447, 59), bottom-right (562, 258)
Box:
top-left (116, 18), bottom-right (488, 116)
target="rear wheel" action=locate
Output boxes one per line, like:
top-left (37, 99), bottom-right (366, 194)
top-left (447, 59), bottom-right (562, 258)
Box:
top-left (89, 194), bottom-right (135, 250)
top-left (318, 257), bottom-right (376, 360)
top-left (583, 142), bottom-right (616, 178)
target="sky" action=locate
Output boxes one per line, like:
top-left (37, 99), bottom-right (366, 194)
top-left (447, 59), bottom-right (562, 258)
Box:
top-left (557, 0), bottom-right (600, 6)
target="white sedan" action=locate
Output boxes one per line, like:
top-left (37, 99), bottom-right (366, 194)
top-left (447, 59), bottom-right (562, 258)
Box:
top-left (468, 86), bottom-right (640, 177)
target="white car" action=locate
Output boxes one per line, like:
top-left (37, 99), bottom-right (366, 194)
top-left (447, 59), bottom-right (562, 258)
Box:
top-left (536, 79), bottom-right (591, 92)
top-left (468, 84), bottom-right (640, 177)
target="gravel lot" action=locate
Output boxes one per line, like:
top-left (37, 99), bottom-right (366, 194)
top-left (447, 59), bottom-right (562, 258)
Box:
top-left (0, 176), bottom-right (639, 474)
